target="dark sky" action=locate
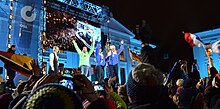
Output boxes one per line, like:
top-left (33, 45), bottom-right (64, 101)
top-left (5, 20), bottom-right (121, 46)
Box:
top-left (87, 0), bottom-right (220, 64)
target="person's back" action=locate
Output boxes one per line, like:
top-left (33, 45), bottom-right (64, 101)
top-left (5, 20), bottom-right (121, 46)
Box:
top-left (205, 73), bottom-right (220, 109)
top-left (179, 87), bottom-right (198, 109)
top-left (128, 85), bottom-right (177, 109)
top-left (4, 45), bottom-right (16, 88)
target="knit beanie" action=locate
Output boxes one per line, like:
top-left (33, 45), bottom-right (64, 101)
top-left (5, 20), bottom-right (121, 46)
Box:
top-left (126, 63), bottom-right (164, 103)
top-left (23, 83), bottom-right (83, 109)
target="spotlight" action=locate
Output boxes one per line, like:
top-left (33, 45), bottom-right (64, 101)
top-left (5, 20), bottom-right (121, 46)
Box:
top-left (8, 34), bottom-right (11, 39)
top-left (10, 6), bottom-right (13, 10)
top-left (8, 24), bottom-right (12, 29)
top-left (7, 44), bottom-right (11, 48)
top-left (44, 0), bottom-right (46, 4)
top-left (9, 14), bottom-right (13, 19)
top-left (107, 19), bottom-right (110, 23)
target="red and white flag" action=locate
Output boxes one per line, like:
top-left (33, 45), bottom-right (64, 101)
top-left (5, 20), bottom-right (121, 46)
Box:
top-left (212, 40), bottom-right (220, 54)
top-left (183, 32), bottom-right (204, 47)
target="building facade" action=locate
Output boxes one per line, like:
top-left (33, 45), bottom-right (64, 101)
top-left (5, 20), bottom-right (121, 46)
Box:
top-left (0, 1), bottom-right (141, 84)
top-left (194, 28), bottom-right (220, 78)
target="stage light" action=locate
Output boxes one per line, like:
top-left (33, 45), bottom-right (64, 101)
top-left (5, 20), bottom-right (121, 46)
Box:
top-left (8, 24), bottom-right (12, 29)
top-left (9, 14), bottom-right (13, 19)
top-left (44, 0), bottom-right (47, 4)
top-left (10, 6), bottom-right (13, 10)
top-left (7, 0), bottom-right (14, 49)
top-left (6, 76), bottom-right (9, 80)
top-left (107, 19), bottom-right (110, 23)
top-left (7, 44), bottom-right (11, 48)
top-left (8, 34), bottom-right (11, 39)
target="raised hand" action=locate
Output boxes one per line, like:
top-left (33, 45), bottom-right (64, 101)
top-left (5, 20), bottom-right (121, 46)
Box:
top-left (108, 76), bottom-right (116, 87)
top-left (73, 74), bottom-right (99, 102)
top-left (30, 60), bottom-right (42, 77)
top-left (104, 84), bottom-right (113, 99)
top-left (31, 74), bottom-right (62, 93)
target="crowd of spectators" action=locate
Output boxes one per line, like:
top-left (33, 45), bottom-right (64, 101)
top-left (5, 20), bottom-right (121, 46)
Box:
top-left (1, 45), bottom-right (220, 109)
top-left (43, 28), bottom-right (76, 52)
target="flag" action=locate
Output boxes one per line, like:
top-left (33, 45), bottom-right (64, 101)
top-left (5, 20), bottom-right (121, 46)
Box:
top-left (132, 53), bottom-right (141, 64)
top-left (0, 51), bottom-right (34, 76)
top-left (212, 40), bottom-right (220, 54)
top-left (129, 50), bottom-right (141, 64)
top-left (164, 61), bottom-right (179, 86)
top-left (183, 32), bottom-right (204, 47)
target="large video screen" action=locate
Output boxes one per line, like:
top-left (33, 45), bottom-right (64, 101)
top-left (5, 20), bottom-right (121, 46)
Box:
top-left (43, 8), bottom-right (101, 52)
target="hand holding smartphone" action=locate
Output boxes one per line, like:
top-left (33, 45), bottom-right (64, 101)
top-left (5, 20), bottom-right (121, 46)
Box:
top-left (94, 84), bottom-right (104, 91)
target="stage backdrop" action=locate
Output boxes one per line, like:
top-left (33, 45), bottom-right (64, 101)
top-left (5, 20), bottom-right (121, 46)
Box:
top-left (12, 0), bottom-right (42, 59)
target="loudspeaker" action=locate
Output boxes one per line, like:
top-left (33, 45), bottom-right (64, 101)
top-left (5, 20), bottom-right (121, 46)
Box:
top-left (0, 67), bottom-right (3, 74)
top-left (101, 32), bottom-right (108, 48)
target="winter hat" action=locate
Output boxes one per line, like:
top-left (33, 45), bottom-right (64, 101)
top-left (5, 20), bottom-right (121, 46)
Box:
top-left (23, 83), bottom-right (83, 109)
top-left (126, 63), bottom-right (164, 103)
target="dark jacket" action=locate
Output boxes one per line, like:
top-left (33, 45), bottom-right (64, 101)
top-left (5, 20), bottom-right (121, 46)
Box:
top-left (212, 98), bottom-right (220, 109)
top-left (205, 87), bottom-right (220, 109)
top-left (0, 93), bottom-right (13, 109)
top-left (128, 94), bottom-right (178, 109)
top-left (87, 98), bottom-right (109, 109)
top-left (179, 88), bottom-right (198, 109)
top-left (128, 86), bottom-right (178, 109)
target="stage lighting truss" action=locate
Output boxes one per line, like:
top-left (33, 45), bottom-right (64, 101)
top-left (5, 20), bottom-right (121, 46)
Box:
top-left (46, 0), bottom-right (111, 25)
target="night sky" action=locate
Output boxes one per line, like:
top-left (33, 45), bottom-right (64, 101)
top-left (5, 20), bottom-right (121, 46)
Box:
top-left (87, 0), bottom-right (220, 68)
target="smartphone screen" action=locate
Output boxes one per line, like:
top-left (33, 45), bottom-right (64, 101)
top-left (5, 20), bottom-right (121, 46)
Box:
top-left (94, 84), bottom-right (104, 91)
top-left (58, 77), bottom-right (74, 90)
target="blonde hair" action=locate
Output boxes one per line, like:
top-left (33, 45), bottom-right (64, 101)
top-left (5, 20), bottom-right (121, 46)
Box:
top-left (176, 79), bottom-right (184, 87)
top-left (53, 46), bottom-right (59, 51)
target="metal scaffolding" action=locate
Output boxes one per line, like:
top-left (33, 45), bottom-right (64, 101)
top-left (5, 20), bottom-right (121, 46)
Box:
top-left (46, 0), bottom-right (111, 24)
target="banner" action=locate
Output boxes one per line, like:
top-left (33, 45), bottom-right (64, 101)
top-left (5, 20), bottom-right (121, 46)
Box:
top-left (13, 0), bottom-right (42, 55)
top-left (76, 21), bottom-right (101, 49)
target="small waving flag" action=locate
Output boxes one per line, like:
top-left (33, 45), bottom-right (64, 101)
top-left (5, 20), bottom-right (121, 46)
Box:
top-left (0, 51), bottom-right (34, 76)
top-left (128, 50), bottom-right (141, 64)
top-left (183, 32), bottom-right (204, 47)
top-left (212, 40), bottom-right (220, 54)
